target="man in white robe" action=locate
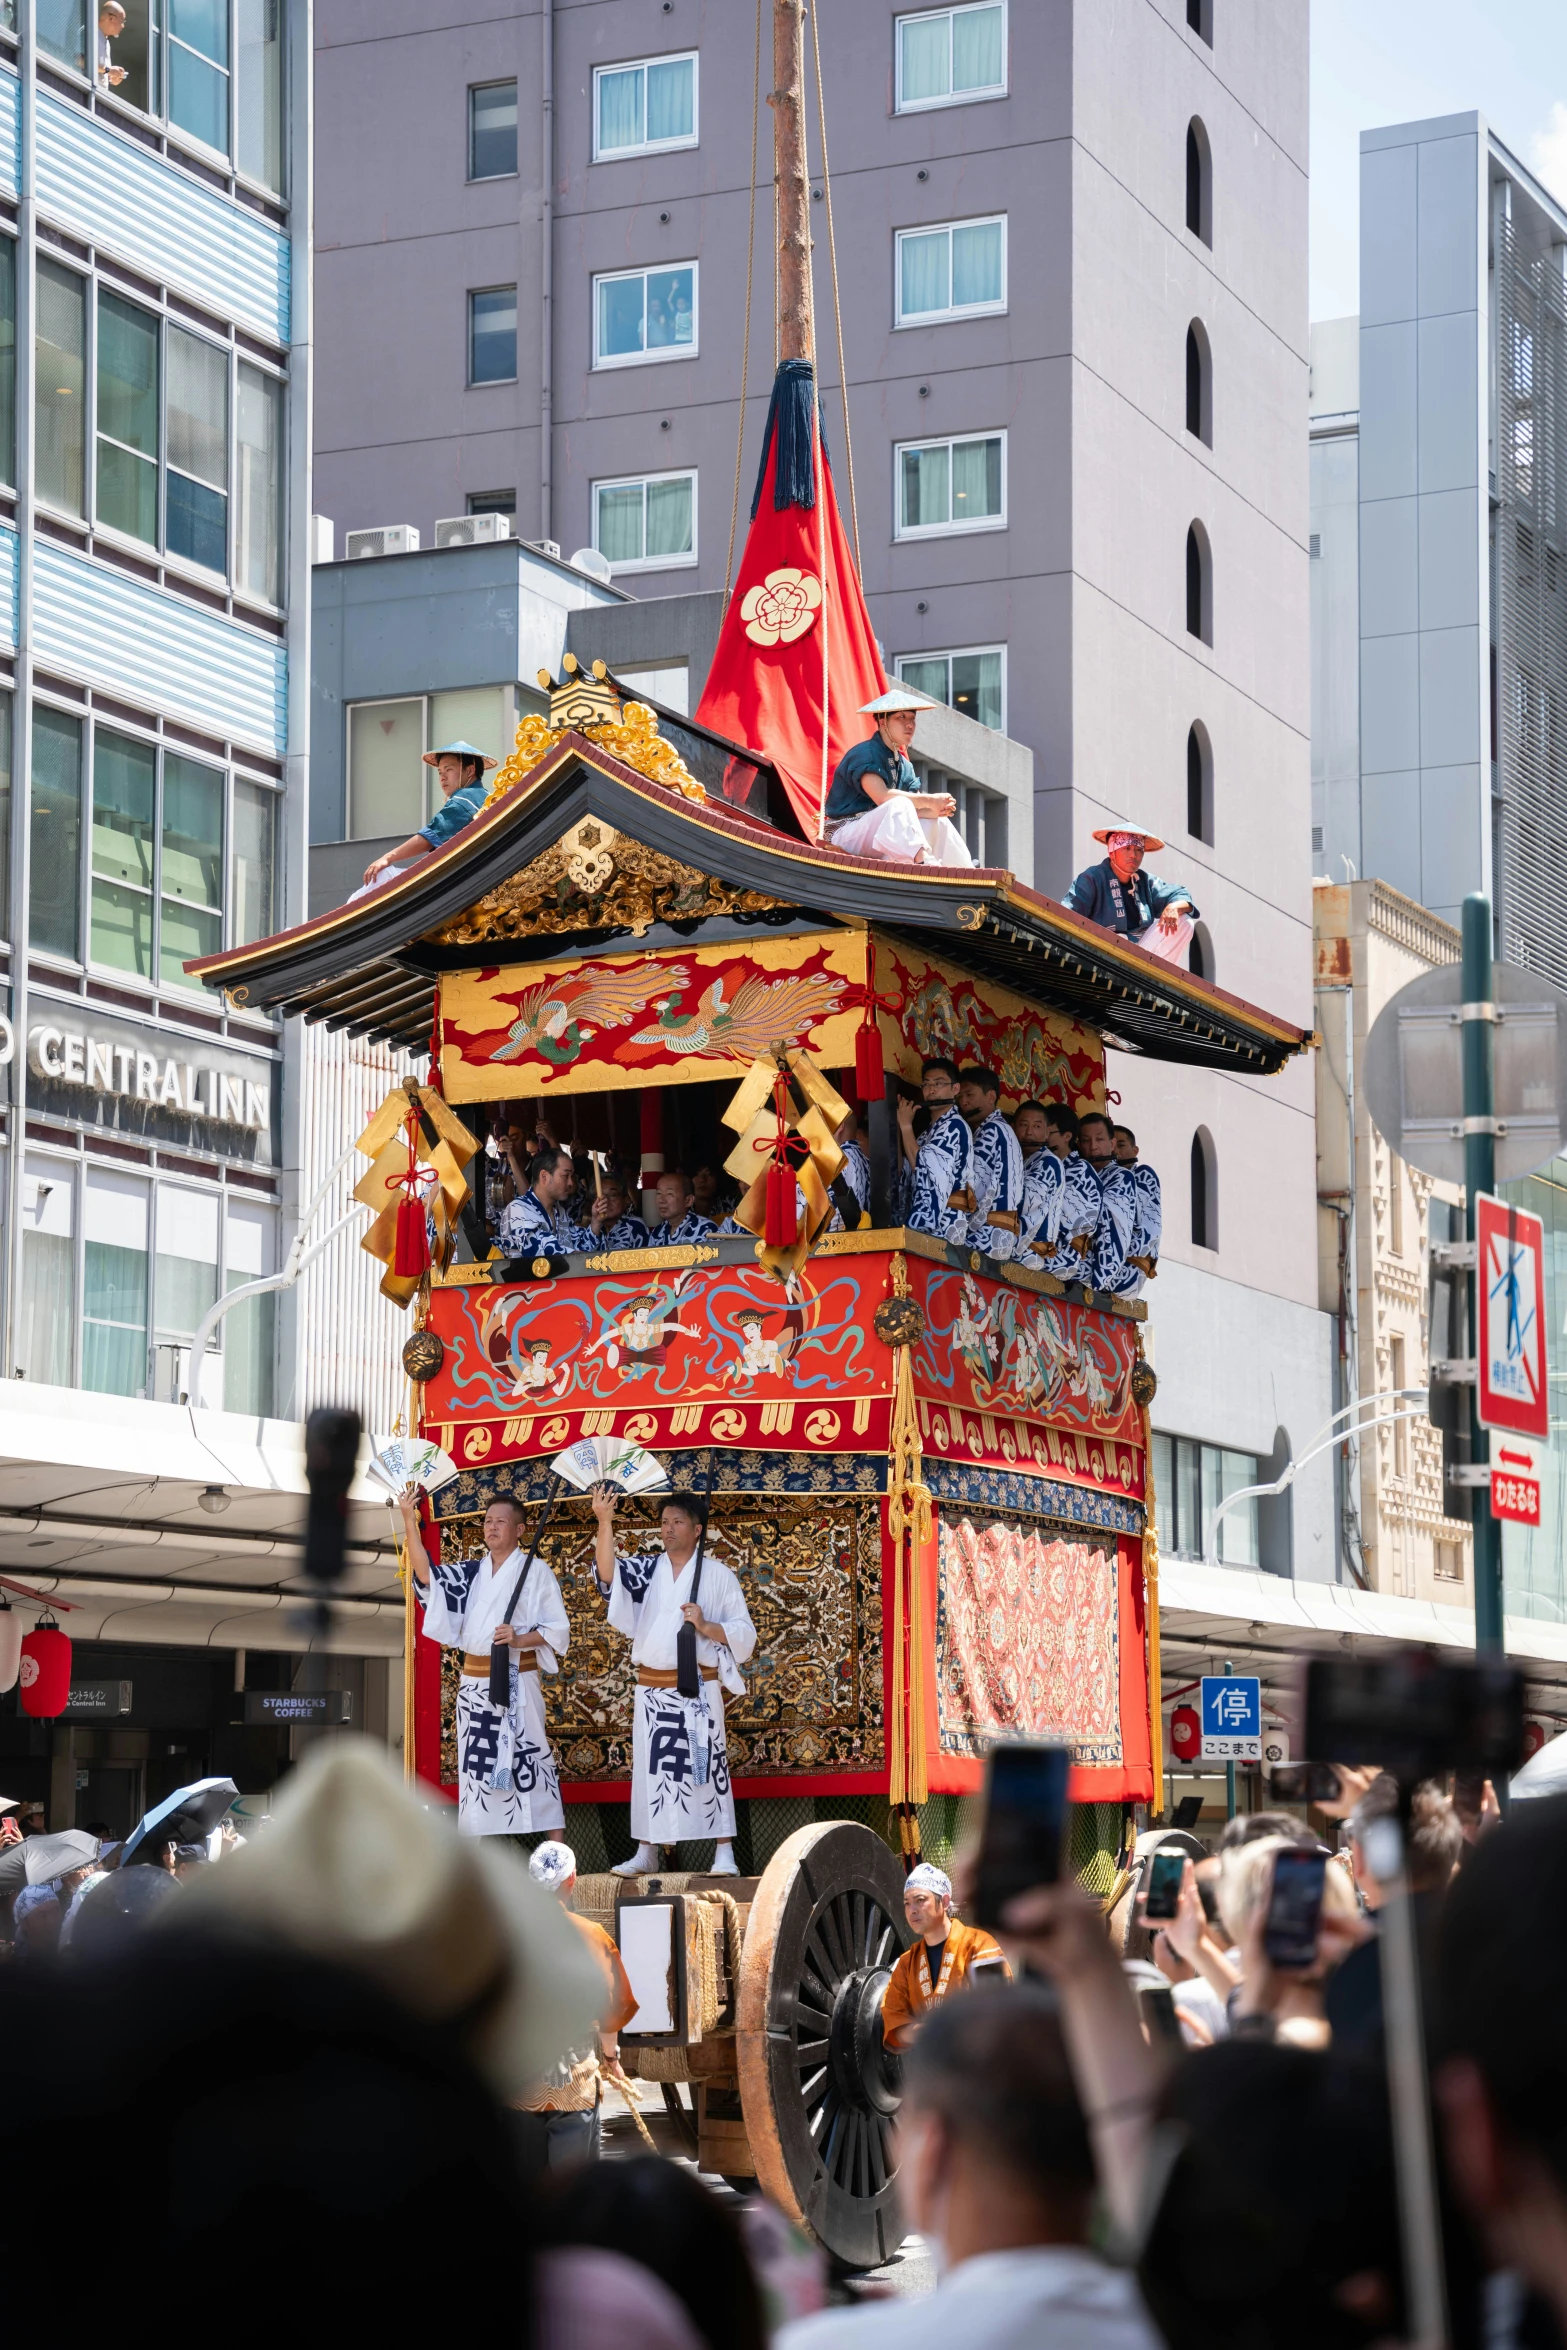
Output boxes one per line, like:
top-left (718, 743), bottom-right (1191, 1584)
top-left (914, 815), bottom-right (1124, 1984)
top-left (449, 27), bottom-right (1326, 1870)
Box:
top-left (591, 1488), bottom-right (756, 1878)
top-left (959, 1066), bottom-right (1025, 1260)
top-left (401, 1490), bottom-right (570, 1838)
top-left (1111, 1124), bottom-right (1162, 1298)
top-left (822, 690), bottom-right (974, 869)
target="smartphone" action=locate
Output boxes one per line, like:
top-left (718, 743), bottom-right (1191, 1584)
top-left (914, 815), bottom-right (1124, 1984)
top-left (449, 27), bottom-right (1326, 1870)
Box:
top-left (1139, 1983), bottom-right (1185, 2047)
top-left (1262, 1847), bottom-right (1327, 1969)
top-left (1143, 1848), bottom-right (1186, 1921)
top-left (971, 1741), bottom-right (1072, 1935)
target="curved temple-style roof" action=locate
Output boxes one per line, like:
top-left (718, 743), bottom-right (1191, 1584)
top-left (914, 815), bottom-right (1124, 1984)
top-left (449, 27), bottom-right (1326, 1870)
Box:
top-left (190, 733), bottom-right (1312, 1076)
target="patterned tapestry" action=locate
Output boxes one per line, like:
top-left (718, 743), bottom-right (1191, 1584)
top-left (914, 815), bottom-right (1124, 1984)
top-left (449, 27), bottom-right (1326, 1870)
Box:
top-left (934, 1506), bottom-right (1123, 1771)
top-left (436, 1492), bottom-right (884, 1785)
top-left (871, 935), bottom-right (1104, 1113)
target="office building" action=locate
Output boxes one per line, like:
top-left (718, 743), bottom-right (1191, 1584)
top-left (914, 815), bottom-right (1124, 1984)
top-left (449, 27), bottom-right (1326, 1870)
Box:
top-left (0, 0), bottom-right (408, 1833)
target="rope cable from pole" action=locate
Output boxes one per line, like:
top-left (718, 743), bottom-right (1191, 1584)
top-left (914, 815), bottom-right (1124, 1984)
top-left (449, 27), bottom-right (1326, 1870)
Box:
top-left (724, 0), bottom-right (765, 606)
top-left (807, 0), bottom-right (861, 569)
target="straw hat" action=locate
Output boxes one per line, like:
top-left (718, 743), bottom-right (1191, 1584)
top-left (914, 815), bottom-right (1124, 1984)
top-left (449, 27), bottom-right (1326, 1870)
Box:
top-left (1091, 822), bottom-right (1166, 851)
top-left (422, 740), bottom-right (499, 771)
top-left (860, 687), bottom-right (939, 716)
top-left (172, 1739), bottom-right (603, 2099)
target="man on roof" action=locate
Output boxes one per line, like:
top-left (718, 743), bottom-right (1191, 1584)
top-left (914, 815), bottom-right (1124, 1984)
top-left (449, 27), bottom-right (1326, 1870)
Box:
top-left (1062, 824), bottom-right (1197, 965)
top-left (351, 742), bottom-right (499, 899)
top-left (822, 689), bottom-right (974, 869)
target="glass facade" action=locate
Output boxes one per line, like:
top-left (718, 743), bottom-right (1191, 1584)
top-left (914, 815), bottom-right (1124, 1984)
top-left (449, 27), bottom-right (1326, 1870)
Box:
top-left (1152, 1432), bottom-right (1262, 1568)
top-left (40, 0), bottom-right (285, 193)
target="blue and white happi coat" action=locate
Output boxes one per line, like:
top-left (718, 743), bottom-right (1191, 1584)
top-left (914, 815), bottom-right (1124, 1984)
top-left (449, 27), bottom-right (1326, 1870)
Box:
top-left (1085, 1161), bottom-right (1139, 1292)
top-left (644, 1211), bottom-right (718, 1247)
top-left (1040, 1154), bottom-right (1104, 1283)
top-left (589, 1214), bottom-right (649, 1251)
top-left (1103, 1161), bottom-right (1163, 1296)
top-left (827, 1139), bottom-right (871, 1234)
top-left (1018, 1146), bottom-right (1067, 1264)
top-left (497, 1189), bottom-right (592, 1258)
top-left (418, 1546), bottom-right (570, 1837)
top-left (607, 1549), bottom-right (756, 1844)
top-left (967, 1110), bottom-right (1026, 1260)
top-left (903, 1104), bottom-right (975, 1244)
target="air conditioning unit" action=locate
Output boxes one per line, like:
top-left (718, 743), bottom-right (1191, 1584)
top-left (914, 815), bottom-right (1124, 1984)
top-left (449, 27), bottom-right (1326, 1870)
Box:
top-left (525, 538), bottom-right (562, 562)
top-left (344, 524), bottom-right (421, 560)
top-left (434, 513), bottom-right (514, 548)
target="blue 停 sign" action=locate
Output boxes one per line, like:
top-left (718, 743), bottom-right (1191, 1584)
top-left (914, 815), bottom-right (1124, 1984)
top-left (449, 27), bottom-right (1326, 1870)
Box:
top-left (1199, 1675), bottom-right (1261, 1760)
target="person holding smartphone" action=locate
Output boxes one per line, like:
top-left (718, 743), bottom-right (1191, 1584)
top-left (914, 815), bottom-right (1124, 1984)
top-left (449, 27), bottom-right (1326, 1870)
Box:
top-left (879, 1862), bottom-right (1010, 2051)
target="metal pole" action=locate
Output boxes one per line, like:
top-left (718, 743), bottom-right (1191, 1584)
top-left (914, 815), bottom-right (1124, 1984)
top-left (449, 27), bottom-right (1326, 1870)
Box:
top-left (1366, 1813), bottom-right (1450, 2350)
top-left (1224, 1654), bottom-right (1236, 1821)
top-left (1462, 893), bottom-right (1504, 1656)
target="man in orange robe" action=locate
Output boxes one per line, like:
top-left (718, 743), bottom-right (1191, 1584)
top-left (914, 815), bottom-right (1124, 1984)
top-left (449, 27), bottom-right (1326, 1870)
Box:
top-left (512, 1839), bottom-right (640, 2174)
top-left (880, 1862), bottom-right (1011, 2051)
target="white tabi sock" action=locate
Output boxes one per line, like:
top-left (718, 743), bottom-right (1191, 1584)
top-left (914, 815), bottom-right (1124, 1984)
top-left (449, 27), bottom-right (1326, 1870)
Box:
top-left (612, 1843), bottom-right (658, 1877)
top-left (710, 1841), bottom-right (739, 1876)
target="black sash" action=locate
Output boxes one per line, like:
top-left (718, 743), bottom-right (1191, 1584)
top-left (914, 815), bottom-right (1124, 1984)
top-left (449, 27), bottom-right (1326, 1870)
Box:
top-left (674, 1452), bottom-right (718, 1700)
top-left (488, 1476), bottom-right (563, 1708)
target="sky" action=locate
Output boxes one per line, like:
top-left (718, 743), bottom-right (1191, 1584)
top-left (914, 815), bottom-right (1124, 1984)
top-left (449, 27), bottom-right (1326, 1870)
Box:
top-left (1311, 0), bottom-right (1567, 321)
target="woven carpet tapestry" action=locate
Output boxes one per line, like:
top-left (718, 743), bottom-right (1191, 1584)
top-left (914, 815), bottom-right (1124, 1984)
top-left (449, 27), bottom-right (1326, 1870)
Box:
top-left (935, 1507), bottom-right (1123, 1771)
top-left (437, 1494), bottom-right (884, 1786)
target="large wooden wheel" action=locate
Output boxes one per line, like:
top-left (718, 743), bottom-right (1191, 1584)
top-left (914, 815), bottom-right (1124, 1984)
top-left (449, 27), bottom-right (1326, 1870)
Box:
top-left (737, 1821), bottom-right (909, 2268)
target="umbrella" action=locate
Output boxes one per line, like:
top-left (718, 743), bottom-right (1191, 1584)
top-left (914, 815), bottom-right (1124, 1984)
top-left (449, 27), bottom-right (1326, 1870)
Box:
top-left (0, 1828), bottom-right (101, 1896)
top-left (122, 1777), bottom-right (239, 1867)
top-left (1508, 1734), bottom-right (1567, 1802)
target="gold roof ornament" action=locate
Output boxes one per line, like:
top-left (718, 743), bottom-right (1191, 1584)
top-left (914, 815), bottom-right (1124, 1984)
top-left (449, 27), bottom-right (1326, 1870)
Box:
top-left (482, 656), bottom-right (708, 812)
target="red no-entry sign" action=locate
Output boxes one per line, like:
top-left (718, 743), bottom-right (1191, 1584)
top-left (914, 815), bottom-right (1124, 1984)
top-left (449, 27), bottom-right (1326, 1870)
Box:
top-left (1477, 1193), bottom-right (1549, 1442)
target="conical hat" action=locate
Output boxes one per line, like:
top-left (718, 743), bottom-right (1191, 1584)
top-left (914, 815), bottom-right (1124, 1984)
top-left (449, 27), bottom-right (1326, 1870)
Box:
top-left (1092, 822), bottom-right (1166, 851)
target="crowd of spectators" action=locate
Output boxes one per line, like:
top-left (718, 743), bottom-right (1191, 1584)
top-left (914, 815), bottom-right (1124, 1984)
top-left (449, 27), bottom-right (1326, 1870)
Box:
top-left (5, 1733), bottom-right (1547, 2347)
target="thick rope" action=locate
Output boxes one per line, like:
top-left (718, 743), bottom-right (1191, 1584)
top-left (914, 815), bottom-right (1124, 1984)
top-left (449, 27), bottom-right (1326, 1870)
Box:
top-left (724, 0), bottom-right (765, 605)
top-left (807, 0), bottom-right (861, 569)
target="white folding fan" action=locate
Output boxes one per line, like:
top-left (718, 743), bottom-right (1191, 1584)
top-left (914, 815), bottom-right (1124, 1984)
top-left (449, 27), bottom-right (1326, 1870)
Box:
top-left (551, 1433), bottom-right (670, 1496)
top-left (366, 1436), bottom-right (460, 1496)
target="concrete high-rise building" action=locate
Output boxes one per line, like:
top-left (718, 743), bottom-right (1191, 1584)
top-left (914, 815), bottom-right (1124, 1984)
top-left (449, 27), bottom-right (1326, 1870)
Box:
top-left (1314, 111), bottom-right (1567, 989)
top-left (314, 0), bottom-right (1335, 1583)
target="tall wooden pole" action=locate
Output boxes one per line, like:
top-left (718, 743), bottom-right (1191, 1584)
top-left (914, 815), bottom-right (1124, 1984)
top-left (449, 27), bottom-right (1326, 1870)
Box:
top-left (770, 0), bottom-right (814, 364)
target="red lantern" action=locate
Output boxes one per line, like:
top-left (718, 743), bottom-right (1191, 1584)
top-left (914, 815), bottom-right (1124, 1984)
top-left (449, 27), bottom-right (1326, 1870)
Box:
top-left (1523, 1718), bottom-right (1548, 1762)
top-left (1169, 1703), bottom-right (1201, 1765)
top-left (18, 1616), bottom-right (71, 1718)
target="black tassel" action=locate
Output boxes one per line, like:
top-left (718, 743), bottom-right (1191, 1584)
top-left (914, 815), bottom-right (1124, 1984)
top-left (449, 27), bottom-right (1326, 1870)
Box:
top-left (749, 358), bottom-right (834, 518)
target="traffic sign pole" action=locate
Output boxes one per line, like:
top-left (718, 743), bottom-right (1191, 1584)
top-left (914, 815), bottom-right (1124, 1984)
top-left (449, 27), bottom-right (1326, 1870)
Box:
top-left (1224, 1655), bottom-right (1236, 1821)
top-left (1463, 894), bottom-right (1505, 1657)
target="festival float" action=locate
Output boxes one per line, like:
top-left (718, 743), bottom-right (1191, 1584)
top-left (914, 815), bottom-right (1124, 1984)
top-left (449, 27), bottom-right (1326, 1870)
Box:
top-left (188, 0), bottom-right (1311, 2265)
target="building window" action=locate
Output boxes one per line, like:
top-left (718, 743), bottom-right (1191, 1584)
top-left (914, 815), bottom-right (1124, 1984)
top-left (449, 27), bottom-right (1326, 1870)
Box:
top-left (1186, 520), bottom-right (1212, 643)
top-left (19, 1152), bottom-right (276, 1405)
top-left (1388, 1149), bottom-right (1404, 1257)
top-left (896, 431), bottom-right (1005, 538)
top-left (1186, 117), bottom-right (1212, 245)
top-left (1191, 1126), bottom-right (1217, 1248)
top-left (38, 0), bottom-right (284, 192)
top-left (1186, 719), bottom-right (1212, 841)
top-left (1152, 1431), bottom-right (1259, 1565)
top-left (593, 52), bottom-right (697, 159)
top-left (0, 237), bottom-right (16, 493)
top-left (896, 646), bottom-right (1005, 731)
top-left (18, 1159), bottom-right (75, 1388)
top-left (469, 79), bottom-right (518, 179)
top-left (592, 263), bottom-right (697, 368)
top-left (35, 262), bottom-right (284, 603)
top-left (1389, 1333), bottom-right (1408, 1475)
top-left (1188, 923), bottom-right (1213, 981)
top-left (346, 687), bottom-right (516, 840)
top-left (30, 707), bottom-right (83, 962)
top-left (1186, 0), bottom-right (1212, 42)
top-left (468, 286), bottom-right (518, 385)
top-left (31, 704), bottom-right (278, 976)
top-left (896, 216), bottom-right (1006, 324)
top-left (37, 259), bottom-right (87, 520)
top-left (592, 469), bottom-right (696, 572)
top-left (467, 489), bottom-right (516, 517)
top-left (895, 3), bottom-right (1005, 110)
top-left (1185, 319), bottom-right (1211, 444)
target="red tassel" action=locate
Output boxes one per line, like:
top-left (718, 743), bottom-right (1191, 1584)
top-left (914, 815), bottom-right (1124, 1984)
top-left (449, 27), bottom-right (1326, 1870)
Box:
top-left (855, 1015), bottom-right (884, 1103)
top-left (764, 1160), bottom-right (798, 1247)
top-left (392, 1196), bottom-right (431, 1278)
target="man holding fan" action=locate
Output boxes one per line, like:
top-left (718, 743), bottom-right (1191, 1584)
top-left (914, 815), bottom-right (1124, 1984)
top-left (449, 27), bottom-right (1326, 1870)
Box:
top-left (400, 1488), bottom-right (570, 1839)
top-left (592, 1487), bottom-right (756, 1878)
